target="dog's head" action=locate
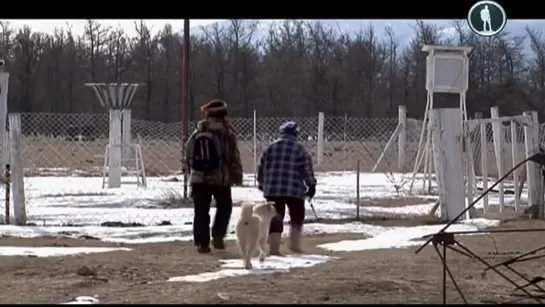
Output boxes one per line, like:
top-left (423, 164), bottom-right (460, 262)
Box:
top-left (253, 201), bottom-right (278, 220)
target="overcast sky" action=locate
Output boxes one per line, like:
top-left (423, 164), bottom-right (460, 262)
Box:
top-left (2, 19), bottom-right (224, 37)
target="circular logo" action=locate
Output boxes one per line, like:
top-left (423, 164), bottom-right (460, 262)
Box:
top-left (467, 0), bottom-right (507, 37)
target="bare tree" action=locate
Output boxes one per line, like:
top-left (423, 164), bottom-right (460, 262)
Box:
top-left (11, 27), bottom-right (45, 112)
top-left (132, 20), bottom-right (158, 120)
top-left (106, 27), bottom-right (132, 82)
top-left (0, 20), bottom-right (544, 125)
top-left (201, 23), bottom-right (228, 99)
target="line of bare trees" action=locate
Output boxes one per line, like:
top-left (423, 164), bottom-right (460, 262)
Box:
top-left (1, 19), bottom-right (545, 123)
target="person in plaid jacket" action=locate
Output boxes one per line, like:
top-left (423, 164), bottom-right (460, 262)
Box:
top-left (257, 121), bottom-right (317, 255)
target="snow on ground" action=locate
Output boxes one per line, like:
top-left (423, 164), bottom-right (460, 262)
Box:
top-left (168, 254), bottom-right (334, 283)
top-left (62, 296), bottom-right (100, 304)
top-left (0, 246), bottom-right (131, 257)
top-left (0, 217), bottom-right (499, 247)
top-left (0, 171), bottom-right (520, 244)
top-left (12, 171), bottom-right (524, 227)
top-left (0, 222), bottom-right (385, 244)
top-left (3, 172), bottom-right (441, 226)
top-left (318, 218), bottom-right (500, 252)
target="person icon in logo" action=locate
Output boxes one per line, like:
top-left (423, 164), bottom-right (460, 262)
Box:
top-left (481, 5), bottom-right (492, 31)
top-left (468, 0), bottom-right (507, 37)
top-left (480, 5), bottom-right (492, 32)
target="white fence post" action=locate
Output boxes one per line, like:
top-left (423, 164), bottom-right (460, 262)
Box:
top-left (531, 111), bottom-right (543, 215)
top-left (473, 112), bottom-right (483, 175)
top-left (510, 121), bottom-right (520, 211)
top-left (524, 111), bottom-right (539, 209)
top-left (317, 112), bottom-right (324, 166)
top-left (121, 109), bottom-right (132, 164)
top-left (490, 106), bottom-right (505, 210)
top-left (108, 109), bottom-right (122, 188)
top-left (253, 109), bottom-right (257, 186)
top-left (343, 113), bottom-right (347, 171)
top-left (8, 113), bottom-right (26, 225)
top-left (431, 108), bottom-right (466, 222)
top-left (0, 72), bottom-right (8, 173)
top-left (479, 119), bottom-right (489, 213)
top-left (398, 105), bottom-right (407, 172)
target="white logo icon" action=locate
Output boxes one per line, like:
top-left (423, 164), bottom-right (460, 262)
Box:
top-left (467, 0), bottom-right (507, 37)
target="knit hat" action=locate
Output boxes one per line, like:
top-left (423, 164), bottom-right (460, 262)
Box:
top-left (279, 121), bottom-right (299, 137)
top-left (201, 99), bottom-right (228, 118)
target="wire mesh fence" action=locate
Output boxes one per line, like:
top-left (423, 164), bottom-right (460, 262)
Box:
top-left (18, 112), bottom-right (426, 176)
top-left (14, 111), bottom-right (425, 226)
top-left (9, 110), bottom-right (545, 226)
top-left (469, 121), bottom-right (528, 179)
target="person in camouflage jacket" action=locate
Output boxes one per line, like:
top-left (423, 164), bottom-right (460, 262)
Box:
top-left (185, 99), bottom-right (243, 254)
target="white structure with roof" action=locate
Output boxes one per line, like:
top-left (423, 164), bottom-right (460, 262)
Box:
top-left (85, 83), bottom-right (147, 189)
top-left (408, 45), bottom-right (473, 220)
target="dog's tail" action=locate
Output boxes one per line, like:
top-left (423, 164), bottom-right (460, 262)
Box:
top-left (240, 204), bottom-right (254, 220)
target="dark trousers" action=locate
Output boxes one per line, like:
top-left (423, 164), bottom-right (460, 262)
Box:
top-left (266, 196), bottom-right (305, 234)
top-left (191, 183), bottom-right (233, 246)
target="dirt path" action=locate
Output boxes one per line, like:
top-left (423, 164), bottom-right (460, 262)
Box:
top-left (1, 219), bottom-right (545, 304)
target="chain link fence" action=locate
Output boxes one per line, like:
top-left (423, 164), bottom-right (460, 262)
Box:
top-left (470, 121), bottom-right (527, 179)
top-left (12, 111), bottom-right (424, 226)
top-left (13, 110), bottom-right (545, 226)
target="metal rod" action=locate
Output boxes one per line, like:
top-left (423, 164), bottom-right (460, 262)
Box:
top-left (182, 19), bottom-right (190, 199)
top-left (442, 243), bottom-right (447, 304)
top-left (504, 263), bottom-right (545, 293)
top-left (422, 227), bottom-right (545, 238)
top-left (485, 245), bottom-right (545, 271)
top-left (433, 243), bottom-right (468, 304)
top-left (455, 240), bottom-right (543, 303)
top-left (416, 155), bottom-right (536, 254)
top-left (4, 163), bottom-right (9, 224)
top-left (356, 160), bottom-right (360, 220)
top-left (445, 245), bottom-right (474, 259)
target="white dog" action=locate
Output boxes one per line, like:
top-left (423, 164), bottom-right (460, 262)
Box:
top-left (235, 202), bottom-right (278, 269)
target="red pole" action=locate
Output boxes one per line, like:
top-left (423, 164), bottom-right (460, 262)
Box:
top-left (182, 19), bottom-right (190, 199)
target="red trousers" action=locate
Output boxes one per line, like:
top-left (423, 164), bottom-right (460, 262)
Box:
top-left (266, 196), bottom-right (305, 234)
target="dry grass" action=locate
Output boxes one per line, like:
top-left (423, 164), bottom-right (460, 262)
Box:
top-left (150, 189), bottom-right (245, 209)
top-left (1, 218), bottom-right (545, 303)
top-left (18, 135), bottom-right (513, 179)
top-left (19, 136), bottom-right (427, 176)
top-left (348, 196), bottom-right (438, 208)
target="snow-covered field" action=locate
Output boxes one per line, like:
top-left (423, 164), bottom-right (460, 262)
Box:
top-left (0, 170), bottom-right (519, 304)
top-left (7, 172), bottom-right (436, 226)
top-left (7, 171), bottom-right (523, 227)
top-left (0, 171), bottom-right (523, 244)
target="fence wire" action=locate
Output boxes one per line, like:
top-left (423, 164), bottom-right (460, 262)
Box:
top-left (470, 121), bottom-right (527, 180)
top-left (9, 112), bottom-right (422, 226)
top-left (12, 112), bottom-right (545, 226)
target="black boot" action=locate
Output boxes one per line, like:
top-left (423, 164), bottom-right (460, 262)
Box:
top-left (197, 244), bottom-right (211, 254)
top-left (212, 237), bottom-right (225, 250)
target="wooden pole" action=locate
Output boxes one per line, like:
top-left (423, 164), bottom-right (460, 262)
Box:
top-left (182, 19), bottom-right (190, 199)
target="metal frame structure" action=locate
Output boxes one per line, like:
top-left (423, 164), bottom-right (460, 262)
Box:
top-left (409, 45), bottom-right (473, 195)
top-left (416, 152), bottom-right (545, 304)
top-left (84, 83), bottom-right (145, 188)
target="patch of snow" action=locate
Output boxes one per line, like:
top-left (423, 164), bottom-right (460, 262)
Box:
top-left (0, 222), bottom-right (383, 244)
top-left (0, 218), bottom-right (498, 247)
top-left (8, 172), bottom-right (441, 226)
top-left (168, 254), bottom-right (334, 283)
top-left (62, 296), bottom-right (100, 304)
top-left (0, 246), bottom-right (131, 257)
top-left (318, 219), bottom-right (500, 252)
top-left (460, 218), bottom-right (501, 229)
